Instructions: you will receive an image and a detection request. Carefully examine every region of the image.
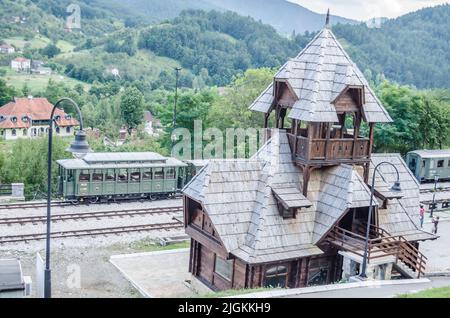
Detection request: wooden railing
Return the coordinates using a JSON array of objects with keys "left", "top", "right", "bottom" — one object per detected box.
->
[
  {"left": 0, "top": 184, "right": 12, "bottom": 197},
  {"left": 326, "top": 225, "right": 427, "bottom": 278},
  {"left": 287, "top": 133, "right": 370, "bottom": 162}
]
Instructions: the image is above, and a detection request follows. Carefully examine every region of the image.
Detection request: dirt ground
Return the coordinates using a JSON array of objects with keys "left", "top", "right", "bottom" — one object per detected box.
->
[{"left": 0, "top": 239, "right": 187, "bottom": 298}]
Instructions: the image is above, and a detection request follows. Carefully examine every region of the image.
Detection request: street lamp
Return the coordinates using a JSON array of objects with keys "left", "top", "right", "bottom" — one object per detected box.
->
[
  {"left": 44, "top": 98, "right": 91, "bottom": 298},
  {"left": 359, "top": 161, "right": 402, "bottom": 279},
  {"left": 430, "top": 175, "right": 439, "bottom": 218},
  {"left": 172, "top": 67, "right": 182, "bottom": 147}
]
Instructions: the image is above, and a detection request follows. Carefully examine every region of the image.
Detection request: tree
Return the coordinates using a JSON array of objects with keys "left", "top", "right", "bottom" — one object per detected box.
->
[
  {"left": 207, "top": 68, "right": 274, "bottom": 131},
  {"left": 40, "top": 43, "right": 61, "bottom": 58},
  {"left": 0, "top": 79, "right": 16, "bottom": 105},
  {"left": 120, "top": 87, "right": 144, "bottom": 134}
]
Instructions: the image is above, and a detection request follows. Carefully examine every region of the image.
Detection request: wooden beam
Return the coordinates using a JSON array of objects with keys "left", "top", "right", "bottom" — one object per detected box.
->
[{"left": 185, "top": 225, "right": 229, "bottom": 259}]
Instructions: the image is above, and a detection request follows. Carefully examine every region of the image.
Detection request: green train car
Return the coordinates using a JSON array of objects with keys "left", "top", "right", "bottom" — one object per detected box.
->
[
  {"left": 406, "top": 149, "right": 450, "bottom": 182},
  {"left": 57, "top": 152, "right": 188, "bottom": 202}
]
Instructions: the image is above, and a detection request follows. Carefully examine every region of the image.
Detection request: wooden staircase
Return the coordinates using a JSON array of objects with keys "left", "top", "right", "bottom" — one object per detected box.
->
[{"left": 326, "top": 225, "right": 427, "bottom": 278}]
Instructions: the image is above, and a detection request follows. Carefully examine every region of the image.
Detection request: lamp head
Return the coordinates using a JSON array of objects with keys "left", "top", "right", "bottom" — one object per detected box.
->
[
  {"left": 66, "top": 130, "right": 92, "bottom": 159},
  {"left": 390, "top": 180, "right": 402, "bottom": 192}
]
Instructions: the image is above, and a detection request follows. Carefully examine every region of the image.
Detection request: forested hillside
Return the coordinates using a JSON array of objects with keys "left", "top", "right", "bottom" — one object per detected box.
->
[{"left": 1, "top": 1, "right": 449, "bottom": 89}]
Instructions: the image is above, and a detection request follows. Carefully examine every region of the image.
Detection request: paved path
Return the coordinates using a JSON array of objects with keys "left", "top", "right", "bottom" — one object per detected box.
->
[
  {"left": 421, "top": 214, "right": 450, "bottom": 273},
  {"left": 287, "top": 277, "right": 450, "bottom": 298}
]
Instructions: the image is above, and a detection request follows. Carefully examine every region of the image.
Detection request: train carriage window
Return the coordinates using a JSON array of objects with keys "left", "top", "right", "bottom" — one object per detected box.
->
[
  {"left": 143, "top": 169, "right": 152, "bottom": 180},
  {"left": 118, "top": 169, "right": 128, "bottom": 183},
  {"left": 448, "top": 160, "right": 450, "bottom": 167},
  {"left": 105, "top": 169, "right": 115, "bottom": 181},
  {"left": 130, "top": 169, "right": 141, "bottom": 183},
  {"left": 154, "top": 168, "right": 164, "bottom": 180},
  {"left": 79, "top": 170, "right": 90, "bottom": 182},
  {"left": 67, "top": 170, "right": 74, "bottom": 182},
  {"left": 92, "top": 170, "right": 104, "bottom": 182},
  {"left": 437, "top": 160, "right": 444, "bottom": 168},
  {"left": 165, "top": 168, "right": 175, "bottom": 179},
  {"left": 422, "top": 160, "right": 426, "bottom": 168}
]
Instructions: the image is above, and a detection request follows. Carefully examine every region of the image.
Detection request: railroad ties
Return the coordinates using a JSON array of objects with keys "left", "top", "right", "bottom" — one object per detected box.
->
[
  {"left": 0, "top": 203, "right": 184, "bottom": 245},
  {"left": 0, "top": 221, "right": 184, "bottom": 244}
]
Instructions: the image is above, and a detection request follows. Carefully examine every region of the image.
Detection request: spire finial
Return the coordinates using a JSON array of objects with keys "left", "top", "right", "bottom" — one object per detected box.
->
[{"left": 325, "top": 9, "right": 330, "bottom": 28}]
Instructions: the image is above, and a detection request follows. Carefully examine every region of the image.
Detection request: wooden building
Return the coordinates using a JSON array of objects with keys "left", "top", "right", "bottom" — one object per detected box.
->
[{"left": 182, "top": 18, "right": 436, "bottom": 291}]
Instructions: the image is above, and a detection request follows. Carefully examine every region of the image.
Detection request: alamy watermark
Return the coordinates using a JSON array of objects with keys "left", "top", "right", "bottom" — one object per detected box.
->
[{"left": 66, "top": 4, "right": 81, "bottom": 29}]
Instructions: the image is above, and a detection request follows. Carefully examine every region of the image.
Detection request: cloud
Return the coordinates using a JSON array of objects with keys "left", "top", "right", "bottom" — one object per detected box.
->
[{"left": 288, "top": 0, "right": 448, "bottom": 20}]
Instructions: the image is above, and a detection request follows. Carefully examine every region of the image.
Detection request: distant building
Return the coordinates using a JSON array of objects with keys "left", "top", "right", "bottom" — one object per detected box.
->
[
  {"left": 10, "top": 57, "right": 31, "bottom": 72},
  {"left": 31, "top": 60, "right": 45, "bottom": 69},
  {"left": 0, "top": 96, "right": 79, "bottom": 140},
  {"left": 31, "top": 66, "right": 52, "bottom": 75},
  {"left": 0, "top": 44, "right": 15, "bottom": 54},
  {"left": 143, "top": 111, "right": 162, "bottom": 136}
]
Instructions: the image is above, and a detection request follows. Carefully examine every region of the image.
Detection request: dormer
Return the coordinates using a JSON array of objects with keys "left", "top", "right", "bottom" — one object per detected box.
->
[{"left": 271, "top": 185, "right": 312, "bottom": 219}]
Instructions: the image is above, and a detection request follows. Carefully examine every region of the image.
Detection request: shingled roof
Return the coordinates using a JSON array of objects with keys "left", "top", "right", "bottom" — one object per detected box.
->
[
  {"left": 370, "top": 154, "right": 435, "bottom": 241},
  {"left": 249, "top": 27, "right": 392, "bottom": 123},
  {"left": 183, "top": 128, "right": 435, "bottom": 264},
  {"left": 0, "top": 97, "right": 79, "bottom": 129}
]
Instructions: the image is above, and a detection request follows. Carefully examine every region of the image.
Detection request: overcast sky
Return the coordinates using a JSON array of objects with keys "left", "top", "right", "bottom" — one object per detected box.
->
[{"left": 288, "top": 0, "right": 448, "bottom": 20}]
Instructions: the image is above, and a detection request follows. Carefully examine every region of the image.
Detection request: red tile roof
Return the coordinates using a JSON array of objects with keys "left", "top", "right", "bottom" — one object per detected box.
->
[
  {"left": 12, "top": 57, "right": 30, "bottom": 62},
  {"left": 0, "top": 97, "right": 79, "bottom": 129}
]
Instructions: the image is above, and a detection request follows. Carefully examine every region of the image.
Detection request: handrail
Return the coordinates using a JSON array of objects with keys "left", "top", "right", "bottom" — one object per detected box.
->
[{"left": 327, "top": 225, "right": 427, "bottom": 278}]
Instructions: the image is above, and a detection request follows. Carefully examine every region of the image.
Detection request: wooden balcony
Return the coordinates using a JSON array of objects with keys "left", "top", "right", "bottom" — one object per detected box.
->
[{"left": 287, "top": 133, "right": 370, "bottom": 165}]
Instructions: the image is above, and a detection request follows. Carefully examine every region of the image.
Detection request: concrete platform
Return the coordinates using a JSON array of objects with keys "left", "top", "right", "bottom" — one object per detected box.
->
[{"left": 110, "top": 248, "right": 210, "bottom": 298}]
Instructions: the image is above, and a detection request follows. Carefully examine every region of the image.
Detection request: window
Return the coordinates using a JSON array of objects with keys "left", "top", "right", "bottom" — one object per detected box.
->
[
  {"left": 92, "top": 170, "right": 103, "bottom": 182},
  {"left": 22, "top": 129, "right": 27, "bottom": 136},
  {"left": 422, "top": 160, "right": 426, "bottom": 168},
  {"left": 67, "top": 170, "right": 74, "bottom": 182},
  {"left": 448, "top": 160, "right": 450, "bottom": 168},
  {"left": 66, "top": 127, "right": 71, "bottom": 133},
  {"left": 437, "top": 160, "right": 444, "bottom": 168},
  {"left": 11, "top": 117, "right": 17, "bottom": 123},
  {"left": 130, "top": 169, "right": 141, "bottom": 183},
  {"left": 143, "top": 169, "right": 152, "bottom": 180},
  {"left": 117, "top": 169, "right": 128, "bottom": 183},
  {"left": 165, "top": 168, "right": 175, "bottom": 179},
  {"left": 12, "top": 129, "right": 16, "bottom": 136},
  {"left": 153, "top": 168, "right": 164, "bottom": 180},
  {"left": 79, "top": 170, "right": 90, "bottom": 182},
  {"left": 214, "top": 256, "right": 233, "bottom": 281},
  {"left": 264, "top": 265, "right": 288, "bottom": 288},
  {"left": 105, "top": 169, "right": 115, "bottom": 181},
  {"left": 56, "top": 127, "right": 60, "bottom": 134}
]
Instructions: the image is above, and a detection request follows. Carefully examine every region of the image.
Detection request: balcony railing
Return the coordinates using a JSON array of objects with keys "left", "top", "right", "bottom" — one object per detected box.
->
[{"left": 287, "top": 133, "right": 370, "bottom": 163}]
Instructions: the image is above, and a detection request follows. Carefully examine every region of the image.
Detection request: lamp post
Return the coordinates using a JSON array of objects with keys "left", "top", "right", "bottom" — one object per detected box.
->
[
  {"left": 430, "top": 175, "right": 439, "bottom": 218},
  {"left": 44, "top": 98, "right": 91, "bottom": 298},
  {"left": 359, "top": 161, "right": 402, "bottom": 279},
  {"left": 172, "top": 67, "right": 182, "bottom": 147}
]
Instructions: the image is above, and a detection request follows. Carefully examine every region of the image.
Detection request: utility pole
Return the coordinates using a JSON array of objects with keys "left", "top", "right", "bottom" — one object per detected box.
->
[{"left": 172, "top": 67, "right": 182, "bottom": 146}]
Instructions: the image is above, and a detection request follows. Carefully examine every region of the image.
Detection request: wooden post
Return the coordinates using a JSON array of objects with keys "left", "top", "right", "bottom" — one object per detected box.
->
[
  {"left": 352, "top": 113, "right": 360, "bottom": 159},
  {"left": 292, "top": 119, "right": 298, "bottom": 160},
  {"left": 324, "top": 122, "right": 331, "bottom": 160}
]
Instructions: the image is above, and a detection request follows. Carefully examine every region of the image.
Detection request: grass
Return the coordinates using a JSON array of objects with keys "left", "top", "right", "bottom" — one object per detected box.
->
[
  {"left": 1, "top": 66, "right": 90, "bottom": 93},
  {"left": 199, "top": 287, "right": 275, "bottom": 298},
  {"left": 4, "top": 35, "right": 51, "bottom": 50},
  {"left": 397, "top": 285, "right": 450, "bottom": 298},
  {"left": 128, "top": 238, "right": 190, "bottom": 252}
]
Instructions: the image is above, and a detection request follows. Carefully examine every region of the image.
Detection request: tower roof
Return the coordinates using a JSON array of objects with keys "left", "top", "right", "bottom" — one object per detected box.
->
[{"left": 250, "top": 27, "right": 393, "bottom": 123}]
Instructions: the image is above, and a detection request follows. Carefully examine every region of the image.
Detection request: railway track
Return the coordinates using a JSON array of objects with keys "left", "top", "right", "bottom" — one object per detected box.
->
[
  {"left": 0, "top": 220, "right": 184, "bottom": 244},
  {"left": 0, "top": 206, "right": 183, "bottom": 226},
  {"left": 0, "top": 201, "right": 70, "bottom": 210}
]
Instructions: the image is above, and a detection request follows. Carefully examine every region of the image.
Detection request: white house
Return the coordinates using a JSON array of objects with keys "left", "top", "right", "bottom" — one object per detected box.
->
[
  {"left": 0, "top": 44, "right": 15, "bottom": 54},
  {"left": 10, "top": 57, "right": 31, "bottom": 72},
  {"left": 0, "top": 96, "right": 79, "bottom": 140}
]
